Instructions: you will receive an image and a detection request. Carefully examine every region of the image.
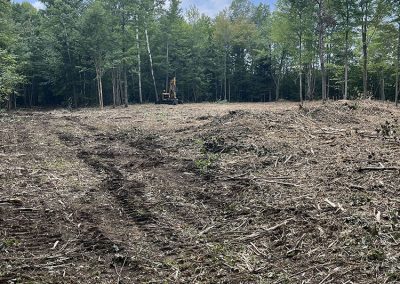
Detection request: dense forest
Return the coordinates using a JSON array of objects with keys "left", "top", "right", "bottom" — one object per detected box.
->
[{"left": 0, "top": 0, "right": 399, "bottom": 109}]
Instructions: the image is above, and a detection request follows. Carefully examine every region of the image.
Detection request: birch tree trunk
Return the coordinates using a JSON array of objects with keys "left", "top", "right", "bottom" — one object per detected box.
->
[
  {"left": 273, "top": 51, "right": 285, "bottom": 101},
  {"left": 62, "top": 25, "right": 77, "bottom": 109},
  {"left": 136, "top": 15, "right": 143, "bottom": 104},
  {"left": 99, "top": 75, "right": 104, "bottom": 109},
  {"left": 95, "top": 64, "right": 104, "bottom": 109},
  {"left": 145, "top": 26, "right": 158, "bottom": 102}
]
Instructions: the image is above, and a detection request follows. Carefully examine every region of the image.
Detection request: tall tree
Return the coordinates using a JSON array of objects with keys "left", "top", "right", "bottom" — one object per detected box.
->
[
  {"left": 0, "top": 0, "right": 24, "bottom": 109},
  {"left": 269, "top": 10, "right": 292, "bottom": 100},
  {"left": 359, "top": 0, "right": 387, "bottom": 98},
  {"left": 332, "top": 0, "right": 358, "bottom": 100},
  {"left": 214, "top": 11, "right": 232, "bottom": 101},
  {"left": 80, "top": 0, "right": 112, "bottom": 109},
  {"left": 41, "top": 0, "right": 83, "bottom": 108},
  {"left": 316, "top": 0, "right": 327, "bottom": 101},
  {"left": 135, "top": 14, "right": 143, "bottom": 104},
  {"left": 394, "top": 0, "right": 400, "bottom": 106},
  {"left": 280, "top": 0, "right": 314, "bottom": 104}
]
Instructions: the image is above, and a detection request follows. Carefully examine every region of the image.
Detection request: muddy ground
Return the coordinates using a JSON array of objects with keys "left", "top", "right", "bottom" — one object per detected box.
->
[{"left": 1, "top": 101, "right": 400, "bottom": 283}]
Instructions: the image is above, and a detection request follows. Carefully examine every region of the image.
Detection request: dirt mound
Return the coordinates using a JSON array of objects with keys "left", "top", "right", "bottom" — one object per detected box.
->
[{"left": 301, "top": 101, "right": 361, "bottom": 124}]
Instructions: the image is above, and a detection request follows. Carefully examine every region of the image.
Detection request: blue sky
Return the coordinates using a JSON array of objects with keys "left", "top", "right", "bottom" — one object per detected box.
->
[
  {"left": 180, "top": 0, "right": 276, "bottom": 16},
  {"left": 15, "top": 0, "right": 276, "bottom": 17}
]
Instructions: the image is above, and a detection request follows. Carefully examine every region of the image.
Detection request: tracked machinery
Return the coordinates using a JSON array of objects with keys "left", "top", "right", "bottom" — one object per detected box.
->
[{"left": 156, "top": 77, "right": 183, "bottom": 105}]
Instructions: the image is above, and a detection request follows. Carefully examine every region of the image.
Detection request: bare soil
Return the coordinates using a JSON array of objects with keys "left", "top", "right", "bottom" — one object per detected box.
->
[{"left": 1, "top": 101, "right": 400, "bottom": 283}]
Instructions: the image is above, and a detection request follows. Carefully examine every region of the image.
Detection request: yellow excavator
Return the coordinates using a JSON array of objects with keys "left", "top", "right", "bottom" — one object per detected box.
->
[{"left": 157, "top": 77, "right": 182, "bottom": 105}]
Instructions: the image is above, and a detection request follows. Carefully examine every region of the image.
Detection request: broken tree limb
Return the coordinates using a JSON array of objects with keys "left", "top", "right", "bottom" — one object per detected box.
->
[
  {"left": 239, "top": 219, "right": 293, "bottom": 241},
  {"left": 256, "top": 179, "right": 301, "bottom": 188},
  {"left": 0, "top": 199, "right": 23, "bottom": 206},
  {"left": 358, "top": 166, "right": 400, "bottom": 172}
]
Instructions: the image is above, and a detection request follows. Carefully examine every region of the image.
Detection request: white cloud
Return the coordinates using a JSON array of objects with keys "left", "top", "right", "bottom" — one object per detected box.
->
[{"left": 32, "top": 0, "right": 45, "bottom": 10}]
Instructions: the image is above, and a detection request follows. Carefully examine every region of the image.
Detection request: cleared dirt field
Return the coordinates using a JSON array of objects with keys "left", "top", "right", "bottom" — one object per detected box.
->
[{"left": 1, "top": 101, "right": 400, "bottom": 283}]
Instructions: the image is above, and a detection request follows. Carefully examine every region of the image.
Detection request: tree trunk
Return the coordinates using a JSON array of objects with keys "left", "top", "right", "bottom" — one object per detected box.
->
[
  {"left": 317, "top": 0, "right": 327, "bottom": 102},
  {"left": 299, "top": 32, "right": 303, "bottom": 105},
  {"left": 327, "top": 43, "right": 330, "bottom": 100},
  {"left": 79, "top": 69, "right": 83, "bottom": 106},
  {"left": 228, "top": 79, "right": 231, "bottom": 102},
  {"left": 344, "top": 29, "right": 349, "bottom": 100},
  {"left": 362, "top": 2, "right": 368, "bottom": 98},
  {"left": 23, "top": 86, "right": 27, "bottom": 108},
  {"left": 118, "top": 69, "right": 123, "bottom": 105},
  {"left": 381, "top": 78, "right": 385, "bottom": 101},
  {"left": 116, "top": 69, "right": 121, "bottom": 106},
  {"left": 121, "top": 10, "right": 128, "bottom": 108},
  {"left": 396, "top": 22, "right": 400, "bottom": 106},
  {"left": 83, "top": 71, "right": 86, "bottom": 101},
  {"left": 220, "top": 80, "right": 223, "bottom": 100},
  {"left": 112, "top": 68, "right": 117, "bottom": 107},
  {"left": 131, "top": 72, "right": 136, "bottom": 103},
  {"left": 136, "top": 15, "right": 143, "bottom": 104},
  {"left": 298, "top": 10, "right": 303, "bottom": 105},
  {"left": 215, "top": 80, "right": 218, "bottom": 101},
  {"left": 29, "top": 77, "right": 34, "bottom": 108},
  {"left": 275, "top": 78, "right": 280, "bottom": 101},
  {"left": 72, "top": 84, "right": 77, "bottom": 108},
  {"left": 7, "top": 94, "right": 11, "bottom": 111},
  {"left": 166, "top": 40, "right": 169, "bottom": 92},
  {"left": 224, "top": 50, "right": 227, "bottom": 101},
  {"left": 145, "top": 27, "right": 158, "bottom": 102},
  {"left": 306, "top": 63, "right": 312, "bottom": 100},
  {"left": 63, "top": 26, "right": 77, "bottom": 109},
  {"left": 273, "top": 51, "right": 285, "bottom": 102},
  {"left": 99, "top": 76, "right": 104, "bottom": 109},
  {"left": 96, "top": 65, "right": 104, "bottom": 109},
  {"left": 344, "top": 0, "right": 350, "bottom": 100},
  {"left": 123, "top": 67, "right": 128, "bottom": 107}
]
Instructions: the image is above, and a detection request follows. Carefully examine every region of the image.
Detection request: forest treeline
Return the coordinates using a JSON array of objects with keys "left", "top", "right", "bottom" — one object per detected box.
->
[{"left": 0, "top": 0, "right": 399, "bottom": 109}]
